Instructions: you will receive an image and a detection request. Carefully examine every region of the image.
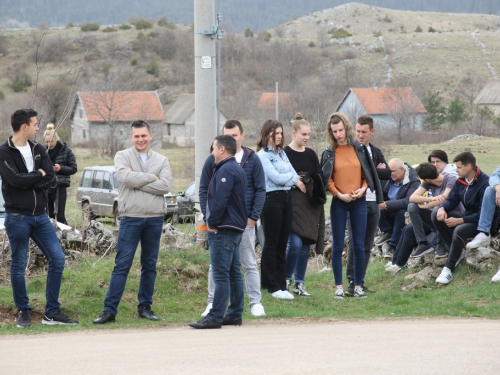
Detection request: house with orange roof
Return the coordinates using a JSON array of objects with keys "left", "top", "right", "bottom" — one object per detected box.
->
[
  {"left": 257, "top": 93, "right": 298, "bottom": 111},
  {"left": 70, "top": 91, "right": 166, "bottom": 147},
  {"left": 474, "top": 79, "right": 500, "bottom": 115},
  {"left": 336, "top": 87, "right": 426, "bottom": 133},
  {"left": 164, "top": 93, "right": 227, "bottom": 147}
]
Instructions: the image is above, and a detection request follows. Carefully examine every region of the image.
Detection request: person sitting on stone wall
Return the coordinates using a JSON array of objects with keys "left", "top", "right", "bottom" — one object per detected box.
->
[{"left": 466, "top": 164, "right": 500, "bottom": 282}]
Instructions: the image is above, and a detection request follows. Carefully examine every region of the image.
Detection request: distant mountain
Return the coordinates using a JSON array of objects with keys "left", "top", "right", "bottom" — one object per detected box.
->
[{"left": 1, "top": 0, "right": 500, "bottom": 32}]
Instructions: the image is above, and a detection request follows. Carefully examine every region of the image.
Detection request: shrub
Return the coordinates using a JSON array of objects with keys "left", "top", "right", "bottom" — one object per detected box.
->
[
  {"left": 11, "top": 74, "right": 32, "bottom": 92},
  {"left": 133, "top": 19, "right": 153, "bottom": 30},
  {"left": 119, "top": 24, "right": 131, "bottom": 30},
  {"left": 383, "top": 14, "right": 392, "bottom": 23},
  {"left": 373, "top": 31, "right": 382, "bottom": 37},
  {"left": 146, "top": 58, "right": 159, "bottom": 75},
  {"left": 331, "top": 28, "right": 352, "bottom": 39},
  {"left": 158, "top": 17, "right": 176, "bottom": 29},
  {"left": 81, "top": 22, "right": 100, "bottom": 32},
  {"left": 102, "top": 26, "right": 117, "bottom": 33},
  {"left": 146, "top": 80, "right": 160, "bottom": 90},
  {"left": 428, "top": 26, "right": 437, "bottom": 33},
  {"left": 66, "top": 22, "right": 74, "bottom": 28},
  {"left": 244, "top": 28, "right": 254, "bottom": 38},
  {"left": 415, "top": 25, "right": 423, "bottom": 32},
  {"left": 0, "top": 90, "right": 4, "bottom": 100},
  {"left": 373, "top": 47, "right": 384, "bottom": 53},
  {"left": 257, "top": 31, "right": 271, "bottom": 42},
  {"left": 131, "top": 59, "right": 137, "bottom": 66},
  {"left": 308, "top": 41, "right": 316, "bottom": 48}
]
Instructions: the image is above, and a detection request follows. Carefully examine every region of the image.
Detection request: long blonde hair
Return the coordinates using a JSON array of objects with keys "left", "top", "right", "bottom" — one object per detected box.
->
[{"left": 326, "top": 112, "right": 355, "bottom": 149}]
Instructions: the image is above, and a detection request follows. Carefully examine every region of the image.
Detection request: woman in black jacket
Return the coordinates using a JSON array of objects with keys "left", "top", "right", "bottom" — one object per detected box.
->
[
  {"left": 44, "top": 124, "right": 78, "bottom": 224},
  {"left": 284, "top": 113, "right": 325, "bottom": 297}
]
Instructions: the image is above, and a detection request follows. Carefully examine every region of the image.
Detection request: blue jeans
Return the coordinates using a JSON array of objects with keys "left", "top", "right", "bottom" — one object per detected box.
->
[
  {"left": 5, "top": 213, "right": 66, "bottom": 315},
  {"left": 104, "top": 216, "right": 163, "bottom": 315},
  {"left": 206, "top": 229, "right": 244, "bottom": 323},
  {"left": 285, "top": 232, "right": 310, "bottom": 284},
  {"left": 478, "top": 187, "right": 497, "bottom": 233},
  {"left": 378, "top": 208, "right": 407, "bottom": 249},
  {"left": 330, "top": 197, "right": 367, "bottom": 286}
]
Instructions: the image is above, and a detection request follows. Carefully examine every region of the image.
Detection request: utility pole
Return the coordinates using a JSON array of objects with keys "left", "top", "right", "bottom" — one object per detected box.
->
[{"left": 194, "top": 0, "right": 217, "bottom": 203}]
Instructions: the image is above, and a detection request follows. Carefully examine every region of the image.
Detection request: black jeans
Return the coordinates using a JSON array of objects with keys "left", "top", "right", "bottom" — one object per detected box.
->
[
  {"left": 431, "top": 209, "right": 477, "bottom": 272},
  {"left": 346, "top": 201, "right": 380, "bottom": 284},
  {"left": 260, "top": 190, "right": 293, "bottom": 293},
  {"left": 47, "top": 186, "right": 68, "bottom": 225},
  {"left": 378, "top": 208, "right": 407, "bottom": 249},
  {"left": 392, "top": 223, "right": 435, "bottom": 267}
]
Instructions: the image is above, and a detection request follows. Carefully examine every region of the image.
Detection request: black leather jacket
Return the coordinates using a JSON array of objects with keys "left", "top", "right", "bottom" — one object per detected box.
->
[{"left": 320, "top": 142, "right": 384, "bottom": 203}]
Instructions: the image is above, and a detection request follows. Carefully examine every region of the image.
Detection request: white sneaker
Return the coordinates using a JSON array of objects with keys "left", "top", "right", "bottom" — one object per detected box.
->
[
  {"left": 250, "top": 303, "right": 266, "bottom": 317},
  {"left": 436, "top": 267, "right": 453, "bottom": 284},
  {"left": 281, "top": 290, "right": 295, "bottom": 299},
  {"left": 201, "top": 303, "right": 212, "bottom": 317},
  {"left": 466, "top": 232, "right": 491, "bottom": 249},
  {"left": 271, "top": 290, "right": 286, "bottom": 299},
  {"left": 334, "top": 288, "right": 345, "bottom": 299},
  {"left": 492, "top": 269, "right": 500, "bottom": 283},
  {"left": 384, "top": 261, "right": 394, "bottom": 268},
  {"left": 387, "top": 265, "right": 401, "bottom": 274}
]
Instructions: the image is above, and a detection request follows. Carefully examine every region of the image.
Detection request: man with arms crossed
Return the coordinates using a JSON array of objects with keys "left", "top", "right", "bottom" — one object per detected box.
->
[
  {"left": 94, "top": 120, "right": 172, "bottom": 324},
  {"left": 0, "top": 109, "right": 78, "bottom": 328},
  {"left": 190, "top": 135, "right": 247, "bottom": 329},
  {"left": 199, "top": 120, "right": 266, "bottom": 317},
  {"left": 345, "top": 115, "right": 390, "bottom": 296}
]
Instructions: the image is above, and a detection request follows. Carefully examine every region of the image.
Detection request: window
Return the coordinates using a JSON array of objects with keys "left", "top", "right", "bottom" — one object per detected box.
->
[
  {"left": 102, "top": 172, "right": 112, "bottom": 190},
  {"left": 119, "top": 129, "right": 123, "bottom": 136},
  {"left": 80, "top": 170, "right": 92, "bottom": 187},
  {"left": 113, "top": 173, "right": 119, "bottom": 189},
  {"left": 91, "top": 171, "right": 104, "bottom": 188},
  {"left": 79, "top": 109, "right": 83, "bottom": 118},
  {"left": 83, "top": 129, "right": 86, "bottom": 139}
]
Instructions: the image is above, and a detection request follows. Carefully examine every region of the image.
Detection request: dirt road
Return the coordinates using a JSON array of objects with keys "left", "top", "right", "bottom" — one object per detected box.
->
[{"left": 1, "top": 318, "right": 499, "bottom": 374}]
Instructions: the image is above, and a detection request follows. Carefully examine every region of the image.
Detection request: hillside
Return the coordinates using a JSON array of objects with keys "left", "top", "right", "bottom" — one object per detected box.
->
[
  {"left": 1, "top": 0, "right": 500, "bottom": 33},
  {"left": 0, "top": 3, "right": 499, "bottom": 143}
]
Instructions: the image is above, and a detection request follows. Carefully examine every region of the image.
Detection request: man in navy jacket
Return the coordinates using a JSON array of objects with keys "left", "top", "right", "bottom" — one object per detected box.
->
[
  {"left": 432, "top": 152, "right": 489, "bottom": 284},
  {"left": 0, "top": 109, "right": 78, "bottom": 328},
  {"left": 199, "top": 120, "right": 266, "bottom": 317},
  {"left": 189, "top": 135, "right": 247, "bottom": 329}
]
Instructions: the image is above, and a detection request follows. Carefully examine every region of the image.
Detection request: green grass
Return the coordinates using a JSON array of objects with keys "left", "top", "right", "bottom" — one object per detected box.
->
[{"left": 1, "top": 244, "right": 499, "bottom": 334}]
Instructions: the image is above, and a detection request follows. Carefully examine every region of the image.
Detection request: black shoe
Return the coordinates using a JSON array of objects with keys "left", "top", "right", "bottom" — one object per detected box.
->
[
  {"left": 93, "top": 310, "right": 116, "bottom": 324},
  {"left": 345, "top": 282, "right": 354, "bottom": 297},
  {"left": 434, "top": 244, "right": 449, "bottom": 258},
  {"left": 222, "top": 316, "right": 242, "bottom": 326},
  {"left": 189, "top": 317, "right": 222, "bottom": 329},
  {"left": 17, "top": 310, "right": 31, "bottom": 328},
  {"left": 42, "top": 311, "right": 79, "bottom": 325},
  {"left": 411, "top": 243, "right": 434, "bottom": 258},
  {"left": 375, "top": 232, "right": 391, "bottom": 246},
  {"left": 138, "top": 308, "right": 159, "bottom": 321},
  {"left": 362, "top": 284, "right": 376, "bottom": 293}
]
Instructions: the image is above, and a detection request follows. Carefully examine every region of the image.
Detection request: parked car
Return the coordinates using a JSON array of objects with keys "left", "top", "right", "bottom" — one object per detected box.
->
[
  {"left": 76, "top": 166, "right": 120, "bottom": 226},
  {"left": 76, "top": 166, "right": 175, "bottom": 226},
  {"left": 176, "top": 181, "right": 196, "bottom": 223}
]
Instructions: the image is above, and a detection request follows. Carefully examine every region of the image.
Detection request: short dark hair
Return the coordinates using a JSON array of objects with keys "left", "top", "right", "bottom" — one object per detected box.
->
[
  {"left": 415, "top": 162, "right": 439, "bottom": 180},
  {"left": 453, "top": 152, "right": 476, "bottom": 168},
  {"left": 357, "top": 115, "right": 374, "bottom": 129},
  {"left": 223, "top": 119, "right": 243, "bottom": 134},
  {"left": 215, "top": 135, "right": 237, "bottom": 156},
  {"left": 11, "top": 109, "right": 37, "bottom": 132},
  {"left": 131, "top": 120, "right": 151, "bottom": 132},
  {"left": 428, "top": 150, "right": 449, "bottom": 164}
]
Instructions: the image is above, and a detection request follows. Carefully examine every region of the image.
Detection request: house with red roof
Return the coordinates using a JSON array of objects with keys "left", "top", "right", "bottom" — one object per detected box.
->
[
  {"left": 70, "top": 91, "right": 166, "bottom": 147},
  {"left": 336, "top": 87, "right": 426, "bottom": 132}
]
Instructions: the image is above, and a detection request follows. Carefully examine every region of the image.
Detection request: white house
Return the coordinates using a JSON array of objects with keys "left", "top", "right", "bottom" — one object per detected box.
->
[
  {"left": 164, "top": 93, "right": 227, "bottom": 147},
  {"left": 336, "top": 87, "right": 426, "bottom": 132},
  {"left": 71, "top": 91, "right": 166, "bottom": 147},
  {"left": 474, "top": 79, "right": 500, "bottom": 115}
]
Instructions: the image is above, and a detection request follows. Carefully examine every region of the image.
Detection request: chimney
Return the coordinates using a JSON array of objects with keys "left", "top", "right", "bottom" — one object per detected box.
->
[{"left": 373, "top": 83, "right": 378, "bottom": 92}]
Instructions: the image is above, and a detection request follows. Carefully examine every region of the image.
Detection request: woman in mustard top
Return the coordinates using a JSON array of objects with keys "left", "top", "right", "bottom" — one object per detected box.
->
[{"left": 320, "top": 113, "right": 382, "bottom": 299}]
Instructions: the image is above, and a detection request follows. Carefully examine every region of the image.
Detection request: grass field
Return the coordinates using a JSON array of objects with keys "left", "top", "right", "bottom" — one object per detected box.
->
[{"left": 1, "top": 137, "right": 500, "bottom": 333}]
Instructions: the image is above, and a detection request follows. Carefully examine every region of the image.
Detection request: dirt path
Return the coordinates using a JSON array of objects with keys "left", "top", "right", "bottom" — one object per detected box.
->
[{"left": 1, "top": 318, "right": 499, "bottom": 374}]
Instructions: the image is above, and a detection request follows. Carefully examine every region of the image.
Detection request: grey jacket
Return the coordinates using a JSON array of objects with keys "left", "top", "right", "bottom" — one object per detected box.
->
[{"left": 115, "top": 147, "right": 172, "bottom": 218}]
